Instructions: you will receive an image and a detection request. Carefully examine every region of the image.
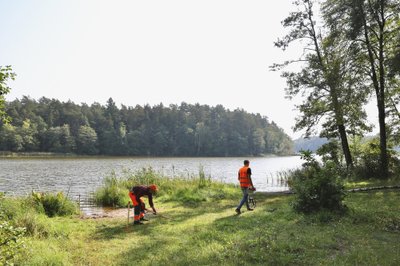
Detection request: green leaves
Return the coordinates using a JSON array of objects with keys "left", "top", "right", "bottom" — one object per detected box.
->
[{"left": 0, "top": 65, "right": 15, "bottom": 124}]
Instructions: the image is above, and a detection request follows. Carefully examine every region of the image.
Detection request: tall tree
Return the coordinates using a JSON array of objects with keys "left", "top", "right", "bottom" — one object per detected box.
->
[
  {"left": 273, "top": 0, "right": 370, "bottom": 168},
  {"left": 323, "top": 0, "right": 400, "bottom": 178},
  {"left": 76, "top": 125, "right": 98, "bottom": 155}
]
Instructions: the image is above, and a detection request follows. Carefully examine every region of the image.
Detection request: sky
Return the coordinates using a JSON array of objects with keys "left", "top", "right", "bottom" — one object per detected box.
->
[{"left": 0, "top": 0, "right": 362, "bottom": 139}]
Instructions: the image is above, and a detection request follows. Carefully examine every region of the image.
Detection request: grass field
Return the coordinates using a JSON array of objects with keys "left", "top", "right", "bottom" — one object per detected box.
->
[{"left": 14, "top": 188, "right": 400, "bottom": 265}]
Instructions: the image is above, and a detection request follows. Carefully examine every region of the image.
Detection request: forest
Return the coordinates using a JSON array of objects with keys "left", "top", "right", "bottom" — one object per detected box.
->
[{"left": 0, "top": 96, "right": 293, "bottom": 156}]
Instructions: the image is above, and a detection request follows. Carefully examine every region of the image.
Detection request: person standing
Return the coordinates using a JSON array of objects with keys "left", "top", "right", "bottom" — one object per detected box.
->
[
  {"left": 235, "top": 160, "right": 255, "bottom": 214},
  {"left": 129, "top": 184, "right": 158, "bottom": 225}
]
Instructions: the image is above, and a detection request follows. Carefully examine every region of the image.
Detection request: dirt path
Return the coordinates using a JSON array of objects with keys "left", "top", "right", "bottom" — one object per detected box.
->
[{"left": 80, "top": 207, "right": 129, "bottom": 219}]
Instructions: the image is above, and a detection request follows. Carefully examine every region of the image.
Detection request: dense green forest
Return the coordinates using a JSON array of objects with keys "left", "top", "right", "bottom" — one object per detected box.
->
[{"left": 0, "top": 96, "right": 293, "bottom": 156}]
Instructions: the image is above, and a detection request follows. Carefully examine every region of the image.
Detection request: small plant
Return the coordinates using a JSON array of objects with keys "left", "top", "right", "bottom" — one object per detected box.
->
[
  {"left": 198, "top": 164, "right": 211, "bottom": 188},
  {"left": 288, "top": 150, "right": 347, "bottom": 214}
]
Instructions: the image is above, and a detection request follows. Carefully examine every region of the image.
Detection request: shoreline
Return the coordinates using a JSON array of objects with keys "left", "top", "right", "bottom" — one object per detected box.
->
[{"left": 0, "top": 151, "right": 298, "bottom": 159}]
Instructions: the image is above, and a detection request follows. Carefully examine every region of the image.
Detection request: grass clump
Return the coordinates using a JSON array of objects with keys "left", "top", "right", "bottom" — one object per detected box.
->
[
  {"left": 94, "top": 172, "right": 129, "bottom": 207},
  {"left": 30, "top": 191, "right": 79, "bottom": 217}
]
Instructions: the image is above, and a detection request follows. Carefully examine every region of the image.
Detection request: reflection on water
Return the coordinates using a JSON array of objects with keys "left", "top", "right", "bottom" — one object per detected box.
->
[{"left": 0, "top": 156, "right": 302, "bottom": 213}]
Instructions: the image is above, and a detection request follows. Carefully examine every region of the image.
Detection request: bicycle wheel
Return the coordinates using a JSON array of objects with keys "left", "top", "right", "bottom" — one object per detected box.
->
[{"left": 248, "top": 196, "right": 256, "bottom": 209}]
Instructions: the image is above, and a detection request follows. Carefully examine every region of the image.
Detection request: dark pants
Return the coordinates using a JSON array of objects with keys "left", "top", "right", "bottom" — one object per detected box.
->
[
  {"left": 237, "top": 187, "right": 250, "bottom": 210},
  {"left": 129, "top": 192, "right": 145, "bottom": 221}
]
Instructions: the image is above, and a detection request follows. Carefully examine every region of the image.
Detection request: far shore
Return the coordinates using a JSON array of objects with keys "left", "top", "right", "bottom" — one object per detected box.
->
[{"left": 0, "top": 151, "right": 298, "bottom": 159}]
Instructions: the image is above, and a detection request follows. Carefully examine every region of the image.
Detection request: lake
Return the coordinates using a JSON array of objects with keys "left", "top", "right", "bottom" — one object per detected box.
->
[{"left": 0, "top": 156, "right": 303, "bottom": 209}]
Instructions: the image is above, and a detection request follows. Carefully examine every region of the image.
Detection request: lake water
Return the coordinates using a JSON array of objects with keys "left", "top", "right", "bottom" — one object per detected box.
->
[{"left": 0, "top": 156, "right": 303, "bottom": 209}]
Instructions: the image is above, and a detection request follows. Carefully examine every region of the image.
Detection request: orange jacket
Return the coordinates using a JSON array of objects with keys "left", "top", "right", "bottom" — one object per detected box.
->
[{"left": 238, "top": 166, "right": 251, "bottom": 188}]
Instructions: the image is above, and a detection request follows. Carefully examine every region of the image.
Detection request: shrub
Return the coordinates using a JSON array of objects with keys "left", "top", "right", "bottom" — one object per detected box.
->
[
  {"left": 288, "top": 151, "right": 347, "bottom": 213},
  {"left": 0, "top": 217, "right": 26, "bottom": 265},
  {"left": 350, "top": 137, "right": 400, "bottom": 179},
  {"left": 316, "top": 140, "right": 342, "bottom": 166},
  {"left": 30, "top": 191, "right": 78, "bottom": 217}
]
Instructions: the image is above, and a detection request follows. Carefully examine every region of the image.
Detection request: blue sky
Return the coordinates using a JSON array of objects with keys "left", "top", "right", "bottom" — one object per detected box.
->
[{"left": 1, "top": 1, "right": 343, "bottom": 138}]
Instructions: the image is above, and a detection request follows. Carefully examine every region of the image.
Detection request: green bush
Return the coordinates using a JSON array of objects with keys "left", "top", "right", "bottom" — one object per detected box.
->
[
  {"left": 350, "top": 137, "right": 400, "bottom": 179},
  {"left": 0, "top": 217, "right": 26, "bottom": 265},
  {"left": 317, "top": 140, "right": 342, "bottom": 166},
  {"left": 30, "top": 191, "right": 78, "bottom": 217},
  {"left": 288, "top": 151, "right": 347, "bottom": 213},
  {"left": 352, "top": 138, "right": 381, "bottom": 179}
]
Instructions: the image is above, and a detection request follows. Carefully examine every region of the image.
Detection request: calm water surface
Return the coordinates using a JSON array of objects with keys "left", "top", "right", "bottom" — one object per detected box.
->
[{"left": 0, "top": 156, "right": 302, "bottom": 210}]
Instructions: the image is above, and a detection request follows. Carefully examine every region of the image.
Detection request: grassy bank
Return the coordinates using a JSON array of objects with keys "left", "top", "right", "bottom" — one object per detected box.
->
[
  {"left": 2, "top": 186, "right": 400, "bottom": 265},
  {"left": 93, "top": 167, "right": 240, "bottom": 207}
]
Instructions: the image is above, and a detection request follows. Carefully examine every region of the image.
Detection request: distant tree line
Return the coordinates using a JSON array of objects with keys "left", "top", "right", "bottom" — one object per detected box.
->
[{"left": 0, "top": 97, "right": 293, "bottom": 156}]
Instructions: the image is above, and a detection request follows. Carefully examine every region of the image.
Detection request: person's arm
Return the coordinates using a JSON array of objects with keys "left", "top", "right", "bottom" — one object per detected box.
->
[
  {"left": 248, "top": 168, "right": 255, "bottom": 189},
  {"left": 148, "top": 193, "right": 157, "bottom": 214}
]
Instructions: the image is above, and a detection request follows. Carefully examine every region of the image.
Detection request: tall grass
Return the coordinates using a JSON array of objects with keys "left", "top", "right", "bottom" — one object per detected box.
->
[{"left": 94, "top": 167, "right": 239, "bottom": 207}]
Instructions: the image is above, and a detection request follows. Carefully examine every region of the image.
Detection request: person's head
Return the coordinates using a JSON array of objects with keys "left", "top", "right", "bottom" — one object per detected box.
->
[
  {"left": 244, "top": 160, "right": 250, "bottom": 166},
  {"left": 149, "top": 184, "right": 158, "bottom": 193}
]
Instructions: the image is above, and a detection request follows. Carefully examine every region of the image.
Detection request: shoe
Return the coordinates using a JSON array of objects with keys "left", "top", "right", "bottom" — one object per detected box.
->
[
  {"left": 140, "top": 217, "right": 149, "bottom": 221},
  {"left": 247, "top": 208, "right": 254, "bottom": 211},
  {"left": 133, "top": 221, "right": 144, "bottom": 225},
  {"left": 235, "top": 208, "right": 241, "bottom": 215}
]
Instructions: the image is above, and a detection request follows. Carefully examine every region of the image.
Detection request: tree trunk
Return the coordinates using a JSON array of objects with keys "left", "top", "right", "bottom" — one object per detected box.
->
[
  {"left": 377, "top": 0, "right": 389, "bottom": 178},
  {"left": 378, "top": 91, "right": 389, "bottom": 178},
  {"left": 359, "top": 0, "right": 389, "bottom": 178},
  {"left": 338, "top": 124, "right": 353, "bottom": 168},
  {"left": 330, "top": 79, "right": 353, "bottom": 168}
]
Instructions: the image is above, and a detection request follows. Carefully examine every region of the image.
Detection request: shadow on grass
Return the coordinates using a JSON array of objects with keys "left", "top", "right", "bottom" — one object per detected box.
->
[
  {"left": 96, "top": 190, "right": 400, "bottom": 265},
  {"left": 107, "top": 194, "right": 292, "bottom": 265},
  {"left": 92, "top": 198, "right": 239, "bottom": 241},
  {"left": 93, "top": 221, "right": 157, "bottom": 240}
]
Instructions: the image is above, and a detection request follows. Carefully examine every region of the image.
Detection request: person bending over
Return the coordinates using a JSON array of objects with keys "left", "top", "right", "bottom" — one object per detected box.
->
[{"left": 129, "top": 184, "right": 158, "bottom": 225}]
